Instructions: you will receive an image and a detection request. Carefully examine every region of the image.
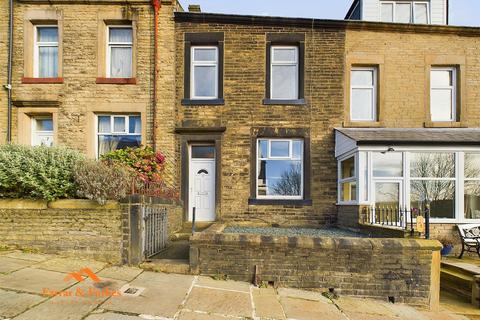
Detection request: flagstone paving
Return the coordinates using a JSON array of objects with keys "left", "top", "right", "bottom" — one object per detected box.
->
[{"left": 0, "top": 251, "right": 478, "bottom": 320}]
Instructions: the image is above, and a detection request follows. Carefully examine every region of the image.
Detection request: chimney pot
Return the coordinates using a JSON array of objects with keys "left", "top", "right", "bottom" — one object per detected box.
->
[{"left": 188, "top": 4, "right": 201, "bottom": 13}]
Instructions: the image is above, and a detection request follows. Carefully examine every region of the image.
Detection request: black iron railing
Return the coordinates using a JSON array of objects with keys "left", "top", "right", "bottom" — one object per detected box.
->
[{"left": 364, "top": 206, "right": 430, "bottom": 239}]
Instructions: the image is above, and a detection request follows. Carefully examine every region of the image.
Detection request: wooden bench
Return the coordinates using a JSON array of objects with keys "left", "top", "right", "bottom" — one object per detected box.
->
[{"left": 458, "top": 224, "right": 480, "bottom": 259}]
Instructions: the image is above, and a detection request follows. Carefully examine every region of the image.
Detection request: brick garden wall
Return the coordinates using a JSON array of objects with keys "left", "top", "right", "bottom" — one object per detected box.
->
[
  {"left": 0, "top": 197, "right": 183, "bottom": 264},
  {"left": 0, "top": 200, "right": 126, "bottom": 263},
  {"left": 190, "top": 224, "right": 442, "bottom": 307}
]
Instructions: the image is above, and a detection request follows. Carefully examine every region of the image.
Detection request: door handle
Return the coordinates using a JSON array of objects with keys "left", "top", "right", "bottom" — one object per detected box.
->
[{"left": 197, "top": 192, "right": 208, "bottom": 195}]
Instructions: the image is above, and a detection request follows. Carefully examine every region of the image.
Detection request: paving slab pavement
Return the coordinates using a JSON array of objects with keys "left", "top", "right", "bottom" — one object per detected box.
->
[
  {"left": 184, "top": 286, "right": 253, "bottom": 318},
  {"left": 103, "top": 271, "right": 194, "bottom": 318},
  {"left": 252, "top": 287, "right": 286, "bottom": 319},
  {"left": 34, "top": 257, "right": 107, "bottom": 274},
  {"left": 0, "top": 267, "right": 74, "bottom": 294},
  {"left": 0, "top": 256, "right": 37, "bottom": 273},
  {"left": 0, "top": 253, "right": 476, "bottom": 320},
  {"left": 0, "top": 288, "right": 45, "bottom": 318},
  {"left": 280, "top": 296, "right": 347, "bottom": 320},
  {"left": 96, "top": 266, "right": 143, "bottom": 282},
  {"left": 5, "top": 251, "right": 52, "bottom": 262}
]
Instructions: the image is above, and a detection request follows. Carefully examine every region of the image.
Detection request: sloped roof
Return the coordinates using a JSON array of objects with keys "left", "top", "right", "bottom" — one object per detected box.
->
[{"left": 335, "top": 128, "right": 480, "bottom": 145}]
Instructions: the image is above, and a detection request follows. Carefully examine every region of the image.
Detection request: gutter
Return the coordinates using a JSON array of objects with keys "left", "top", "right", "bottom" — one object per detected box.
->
[
  {"left": 151, "top": 0, "right": 161, "bottom": 151},
  {"left": 6, "top": 0, "right": 13, "bottom": 143}
]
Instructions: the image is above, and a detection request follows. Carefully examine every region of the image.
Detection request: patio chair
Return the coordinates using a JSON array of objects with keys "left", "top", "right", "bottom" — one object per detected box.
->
[{"left": 457, "top": 224, "right": 480, "bottom": 259}]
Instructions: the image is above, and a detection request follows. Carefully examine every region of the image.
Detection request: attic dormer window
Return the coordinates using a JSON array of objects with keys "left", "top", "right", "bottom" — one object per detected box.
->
[{"left": 381, "top": 1, "right": 430, "bottom": 24}]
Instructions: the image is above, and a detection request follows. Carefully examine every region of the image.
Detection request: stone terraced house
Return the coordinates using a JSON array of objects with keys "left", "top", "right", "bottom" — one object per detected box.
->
[{"left": 2, "top": 0, "right": 480, "bottom": 243}]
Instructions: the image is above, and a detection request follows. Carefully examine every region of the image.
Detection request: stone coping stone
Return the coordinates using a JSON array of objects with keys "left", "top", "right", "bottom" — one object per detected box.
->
[
  {"left": 0, "top": 199, "right": 120, "bottom": 210},
  {"left": 191, "top": 223, "right": 442, "bottom": 251}
]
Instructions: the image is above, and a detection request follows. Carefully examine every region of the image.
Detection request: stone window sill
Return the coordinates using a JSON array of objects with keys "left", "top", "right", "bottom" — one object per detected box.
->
[
  {"left": 248, "top": 198, "right": 312, "bottom": 206},
  {"left": 262, "top": 98, "right": 306, "bottom": 106},
  {"left": 96, "top": 78, "right": 137, "bottom": 85},
  {"left": 22, "top": 77, "right": 64, "bottom": 84},
  {"left": 181, "top": 99, "right": 225, "bottom": 106},
  {"left": 343, "top": 121, "right": 383, "bottom": 128},
  {"left": 424, "top": 121, "right": 466, "bottom": 128}
]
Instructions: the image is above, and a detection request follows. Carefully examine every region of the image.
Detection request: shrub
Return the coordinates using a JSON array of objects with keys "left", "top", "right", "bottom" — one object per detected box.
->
[
  {"left": 0, "top": 145, "right": 84, "bottom": 200},
  {"left": 101, "top": 146, "right": 166, "bottom": 182},
  {"left": 74, "top": 160, "right": 131, "bottom": 205}
]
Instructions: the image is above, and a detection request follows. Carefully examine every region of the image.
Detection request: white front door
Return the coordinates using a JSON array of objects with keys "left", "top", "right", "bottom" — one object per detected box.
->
[{"left": 189, "top": 146, "right": 216, "bottom": 222}]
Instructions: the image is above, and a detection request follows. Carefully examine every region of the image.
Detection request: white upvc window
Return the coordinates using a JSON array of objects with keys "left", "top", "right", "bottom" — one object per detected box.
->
[
  {"left": 257, "top": 138, "right": 304, "bottom": 199},
  {"left": 34, "top": 26, "right": 58, "bottom": 78},
  {"left": 31, "top": 116, "right": 54, "bottom": 147},
  {"left": 430, "top": 67, "right": 457, "bottom": 122},
  {"left": 191, "top": 46, "right": 218, "bottom": 100},
  {"left": 96, "top": 114, "right": 141, "bottom": 158},
  {"left": 270, "top": 46, "right": 299, "bottom": 100},
  {"left": 107, "top": 26, "right": 133, "bottom": 78},
  {"left": 381, "top": 1, "right": 430, "bottom": 24},
  {"left": 464, "top": 153, "right": 480, "bottom": 220},
  {"left": 338, "top": 155, "right": 357, "bottom": 204},
  {"left": 350, "top": 67, "right": 377, "bottom": 122},
  {"left": 338, "top": 148, "right": 480, "bottom": 223}
]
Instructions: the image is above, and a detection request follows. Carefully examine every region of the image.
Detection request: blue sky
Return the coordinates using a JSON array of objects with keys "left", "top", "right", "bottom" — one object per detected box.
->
[{"left": 178, "top": 0, "right": 480, "bottom": 27}]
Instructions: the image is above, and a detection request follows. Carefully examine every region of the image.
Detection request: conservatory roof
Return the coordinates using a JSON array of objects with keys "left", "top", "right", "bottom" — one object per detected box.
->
[{"left": 336, "top": 128, "right": 480, "bottom": 145}]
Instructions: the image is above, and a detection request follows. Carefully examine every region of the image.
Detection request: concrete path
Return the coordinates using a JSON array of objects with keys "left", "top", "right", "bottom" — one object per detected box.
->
[{"left": 0, "top": 250, "right": 474, "bottom": 320}]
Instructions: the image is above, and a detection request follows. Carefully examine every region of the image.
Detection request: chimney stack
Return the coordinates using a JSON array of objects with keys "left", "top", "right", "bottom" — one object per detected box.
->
[{"left": 188, "top": 4, "right": 201, "bottom": 13}]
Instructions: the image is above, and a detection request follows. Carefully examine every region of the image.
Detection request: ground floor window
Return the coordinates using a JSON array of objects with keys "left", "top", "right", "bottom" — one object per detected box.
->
[
  {"left": 337, "top": 149, "right": 480, "bottom": 222},
  {"left": 257, "top": 138, "right": 303, "bottom": 199},
  {"left": 96, "top": 114, "right": 141, "bottom": 157},
  {"left": 31, "top": 116, "right": 54, "bottom": 147}
]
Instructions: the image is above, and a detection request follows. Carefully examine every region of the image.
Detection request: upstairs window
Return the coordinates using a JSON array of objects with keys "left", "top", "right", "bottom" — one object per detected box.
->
[
  {"left": 270, "top": 46, "right": 299, "bottom": 100},
  {"left": 381, "top": 1, "right": 430, "bottom": 24},
  {"left": 107, "top": 26, "right": 133, "bottom": 78},
  {"left": 430, "top": 67, "right": 457, "bottom": 122},
  {"left": 350, "top": 67, "right": 377, "bottom": 122},
  {"left": 191, "top": 46, "right": 218, "bottom": 100},
  {"left": 34, "top": 26, "right": 58, "bottom": 78}
]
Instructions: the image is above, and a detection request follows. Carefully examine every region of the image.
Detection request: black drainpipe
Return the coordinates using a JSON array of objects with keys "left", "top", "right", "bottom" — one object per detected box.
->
[{"left": 6, "top": 0, "right": 13, "bottom": 143}]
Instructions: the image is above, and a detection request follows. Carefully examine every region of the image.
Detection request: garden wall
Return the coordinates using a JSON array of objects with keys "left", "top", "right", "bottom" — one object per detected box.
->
[
  {"left": 0, "top": 199, "right": 126, "bottom": 263},
  {"left": 0, "top": 197, "right": 183, "bottom": 264},
  {"left": 190, "top": 224, "right": 442, "bottom": 309}
]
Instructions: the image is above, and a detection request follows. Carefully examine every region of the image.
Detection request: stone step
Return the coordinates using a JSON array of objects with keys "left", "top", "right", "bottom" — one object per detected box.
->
[
  {"left": 440, "top": 268, "right": 472, "bottom": 302},
  {"left": 140, "top": 259, "right": 190, "bottom": 275}
]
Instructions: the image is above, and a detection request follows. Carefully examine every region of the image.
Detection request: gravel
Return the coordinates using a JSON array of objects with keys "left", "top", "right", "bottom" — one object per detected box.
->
[{"left": 223, "top": 226, "right": 365, "bottom": 238}]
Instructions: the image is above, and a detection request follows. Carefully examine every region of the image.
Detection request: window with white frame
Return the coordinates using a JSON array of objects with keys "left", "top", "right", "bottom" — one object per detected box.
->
[
  {"left": 107, "top": 26, "right": 133, "bottom": 78},
  {"left": 350, "top": 67, "right": 377, "bottom": 122},
  {"left": 34, "top": 26, "right": 58, "bottom": 78},
  {"left": 191, "top": 46, "right": 218, "bottom": 99},
  {"left": 465, "top": 154, "right": 480, "bottom": 219},
  {"left": 257, "top": 139, "right": 303, "bottom": 199},
  {"left": 270, "top": 46, "right": 299, "bottom": 100},
  {"left": 31, "top": 116, "right": 54, "bottom": 147},
  {"left": 96, "top": 115, "right": 141, "bottom": 157},
  {"left": 380, "top": 1, "right": 430, "bottom": 24},
  {"left": 339, "top": 156, "right": 357, "bottom": 202},
  {"left": 338, "top": 149, "right": 480, "bottom": 222},
  {"left": 430, "top": 67, "right": 457, "bottom": 122}
]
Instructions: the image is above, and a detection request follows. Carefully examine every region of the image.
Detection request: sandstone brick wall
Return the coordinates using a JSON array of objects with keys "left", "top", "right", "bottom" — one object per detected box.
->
[
  {"left": 345, "top": 28, "right": 480, "bottom": 127},
  {"left": 190, "top": 224, "right": 442, "bottom": 307},
  {"left": 0, "top": 0, "right": 9, "bottom": 143},
  {"left": 0, "top": 200, "right": 126, "bottom": 263},
  {"left": 175, "top": 20, "right": 346, "bottom": 227},
  {"left": 5, "top": 0, "right": 178, "bottom": 176}
]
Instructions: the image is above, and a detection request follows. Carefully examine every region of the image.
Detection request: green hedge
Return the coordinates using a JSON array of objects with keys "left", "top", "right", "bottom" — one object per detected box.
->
[{"left": 0, "top": 145, "right": 85, "bottom": 201}]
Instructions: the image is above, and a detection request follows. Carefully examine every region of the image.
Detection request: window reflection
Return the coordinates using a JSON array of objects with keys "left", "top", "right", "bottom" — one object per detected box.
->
[
  {"left": 372, "top": 152, "right": 402, "bottom": 177},
  {"left": 410, "top": 180, "right": 455, "bottom": 218}
]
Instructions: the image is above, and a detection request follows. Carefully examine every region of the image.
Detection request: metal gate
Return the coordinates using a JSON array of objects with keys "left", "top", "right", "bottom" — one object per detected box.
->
[{"left": 142, "top": 206, "right": 168, "bottom": 258}]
